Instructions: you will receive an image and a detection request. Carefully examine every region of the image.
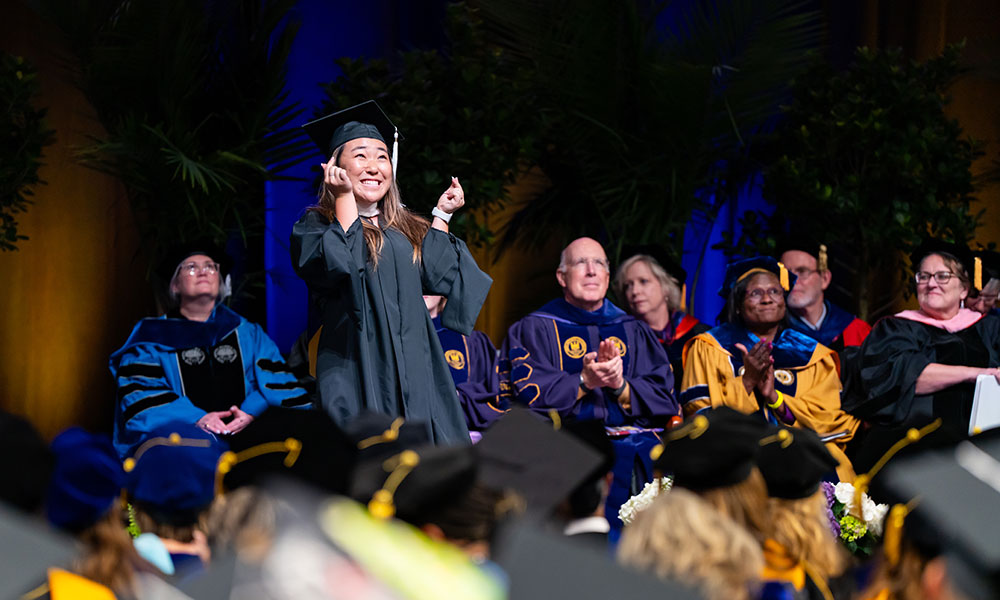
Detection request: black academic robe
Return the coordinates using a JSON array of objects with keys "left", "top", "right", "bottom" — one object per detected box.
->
[
  {"left": 844, "top": 314, "right": 1000, "bottom": 472},
  {"left": 290, "top": 212, "right": 492, "bottom": 444}
]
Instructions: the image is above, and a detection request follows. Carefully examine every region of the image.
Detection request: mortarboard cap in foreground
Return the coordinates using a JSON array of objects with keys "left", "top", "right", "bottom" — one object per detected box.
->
[
  {"left": 0, "top": 410, "right": 53, "bottom": 513},
  {"left": 302, "top": 100, "right": 402, "bottom": 161},
  {"left": 475, "top": 407, "right": 604, "bottom": 515},
  {"left": 0, "top": 502, "right": 79, "bottom": 598},
  {"left": 719, "top": 256, "right": 796, "bottom": 298},
  {"left": 222, "top": 407, "right": 354, "bottom": 495},
  {"left": 349, "top": 443, "right": 479, "bottom": 524},
  {"left": 342, "top": 412, "right": 433, "bottom": 466},
  {"left": 873, "top": 431, "right": 1000, "bottom": 599},
  {"left": 45, "top": 427, "right": 124, "bottom": 533},
  {"left": 125, "top": 424, "right": 228, "bottom": 526},
  {"left": 758, "top": 425, "right": 839, "bottom": 499},
  {"left": 652, "top": 407, "right": 767, "bottom": 492}
]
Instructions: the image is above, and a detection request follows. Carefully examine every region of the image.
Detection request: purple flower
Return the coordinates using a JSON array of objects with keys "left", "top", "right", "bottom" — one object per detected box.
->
[{"left": 821, "top": 481, "right": 840, "bottom": 537}]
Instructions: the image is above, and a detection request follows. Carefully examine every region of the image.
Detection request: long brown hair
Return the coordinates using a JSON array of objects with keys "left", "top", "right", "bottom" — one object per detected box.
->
[
  {"left": 75, "top": 510, "right": 148, "bottom": 595},
  {"left": 308, "top": 144, "right": 430, "bottom": 269}
]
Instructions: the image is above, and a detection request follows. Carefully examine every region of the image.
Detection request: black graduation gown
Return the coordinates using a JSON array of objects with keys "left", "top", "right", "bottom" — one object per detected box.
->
[
  {"left": 290, "top": 211, "right": 492, "bottom": 444},
  {"left": 844, "top": 314, "right": 1000, "bottom": 471}
]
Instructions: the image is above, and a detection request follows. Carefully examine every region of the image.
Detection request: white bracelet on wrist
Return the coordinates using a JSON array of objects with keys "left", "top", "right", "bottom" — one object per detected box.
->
[{"left": 431, "top": 207, "right": 452, "bottom": 223}]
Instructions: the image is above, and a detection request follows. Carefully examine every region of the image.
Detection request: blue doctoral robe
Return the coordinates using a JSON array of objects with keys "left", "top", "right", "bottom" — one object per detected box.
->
[
  {"left": 502, "top": 298, "right": 678, "bottom": 541},
  {"left": 433, "top": 316, "right": 509, "bottom": 431},
  {"left": 786, "top": 300, "right": 869, "bottom": 349},
  {"left": 109, "top": 305, "right": 310, "bottom": 458}
]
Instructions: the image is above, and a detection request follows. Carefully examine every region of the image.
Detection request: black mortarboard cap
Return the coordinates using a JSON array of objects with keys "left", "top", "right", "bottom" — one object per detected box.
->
[
  {"left": 0, "top": 410, "right": 53, "bottom": 513},
  {"left": 758, "top": 425, "right": 839, "bottom": 499},
  {"left": 302, "top": 100, "right": 402, "bottom": 158},
  {"left": 718, "top": 256, "right": 796, "bottom": 298},
  {"left": 342, "top": 412, "right": 432, "bottom": 466},
  {"left": 124, "top": 423, "right": 228, "bottom": 526},
  {"left": 155, "top": 237, "right": 233, "bottom": 283},
  {"left": 349, "top": 443, "right": 479, "bottom": 524},
  {"left": 493, "top": 518, "right": 703, "bottom": 600},
  {"left": 909, "top": 239, "right": 975, "bottom": 286},
  {"left": 652, "top": 407, "right": 767, "bottom": 491},
  {"left": 873, "top": 431, "right": 1000, "bottom": 599},
  {"left": 222, "top": 408, "right": 354, "bottom": 495},
  {"left": 475, "top": 406, "right": 604, "bottom": 515},
  {"left": 620, "top": 244, "right": 687, "bottom": 284}
]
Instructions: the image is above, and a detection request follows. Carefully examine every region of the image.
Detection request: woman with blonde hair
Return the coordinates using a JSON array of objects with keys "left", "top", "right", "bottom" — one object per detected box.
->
[
  {"left": 292, "top": 101, "right": 491, "bottom": 444},
  {"left": 613, "top": 247, "right": 709, "bottom": 394},
  {"left": 652, "top": 406, "right": 771, "bottom": 540},
  {"left": 618, "top": 487, "right": 763, "bottom": 600},
  {"left": 757, "top": 426, "right": 849, "bottom": 600}
]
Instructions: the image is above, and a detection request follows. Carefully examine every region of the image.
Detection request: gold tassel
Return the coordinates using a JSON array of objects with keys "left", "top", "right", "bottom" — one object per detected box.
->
[
  {"left": 680, "top": 283, "right": 688, "bottom": 314},
  {"left": 778, "top": 262, "right": 790, "bottom": 291},
  {"left": 975, "top": 257, "right": 983, "bottom": 291},
  {"left": 368, "top": 450, "right": 420, "bottom": 520},
  {"left": 883, "top": 504, "right": 909, "bottom": 567},
  {"left": 818, "top": 244, "right": 828, "bottom": 273},
  {"left": 760, "top": 428, "right": 793, "bottom": 449}
]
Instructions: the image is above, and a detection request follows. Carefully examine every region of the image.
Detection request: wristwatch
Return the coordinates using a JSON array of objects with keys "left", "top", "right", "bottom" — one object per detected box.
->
[
  {"left": 431, "top": 207, "right": 452, "bottom": 223},
  {"left": 579, "top": 373, "right": 590, "bottom": 393}
]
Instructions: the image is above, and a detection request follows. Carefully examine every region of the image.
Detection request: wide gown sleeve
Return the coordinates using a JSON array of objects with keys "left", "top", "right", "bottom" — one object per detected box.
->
[
  {"left": 421, "top": 228, "right": 492, "bottom": 336},
  {"left": 289, "top": 212, "right": 366, "bottom": 291},
  {"left": 622, "top": 323, "right": 679, "bottom": 418},
  {"left": 241, "top": 323, "right": 313, "bottom": 417},
  {"left": 851, "top": 318, "right": 933, "bottom": 422},
  {"left": 457, "top": 331, "right": 509, "bottom": 430},
  {"left": 502, "top": 319, "right": 583, "bottom": 418},
  {"left": 680, "top": 335, "right": 758, "bottom": 417},
  {"left": 113, "top": 345, "right": 205, "bottom": 457}
]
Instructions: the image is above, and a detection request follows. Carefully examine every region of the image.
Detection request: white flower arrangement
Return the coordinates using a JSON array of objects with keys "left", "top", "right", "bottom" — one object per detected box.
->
[
  {"left": 832, "top": 481, "right": 890, "bottom": 538},
  {"left": 618, "top": 476, "right": 673, "bottom": 526}
]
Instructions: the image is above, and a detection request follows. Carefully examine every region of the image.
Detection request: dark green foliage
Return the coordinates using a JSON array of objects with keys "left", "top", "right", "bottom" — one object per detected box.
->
[
  {"left": 0, "top": 53, "right": 56, "bottom": 251},
  {"left": 320, "top": 4, "right": 538, "bottom": 246},
  {"left": 469, "top": 0, "right": 824, "bottom": 265},
  {"left": 36, "top": 0, "right": 312, "bottom": 296},
  {"left": 761, "top": 45, "right": 982, "bottom": 319}
]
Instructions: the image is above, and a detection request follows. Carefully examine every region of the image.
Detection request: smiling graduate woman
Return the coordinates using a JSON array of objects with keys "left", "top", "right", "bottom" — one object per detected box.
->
[{"left": 290, "top": 101, "right": 491, "bottom": 444}]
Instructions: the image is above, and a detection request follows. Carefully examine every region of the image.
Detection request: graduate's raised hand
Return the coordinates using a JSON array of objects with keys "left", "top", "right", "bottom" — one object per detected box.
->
[
  {"left": 322, "top": 161, "right": 353, "bottom": 196},
  {"left": 196, "top": 410, "right": 232, "bottom": 435},
  {"left": 436, "top": 177, "right": 465, "bottom": 214}
]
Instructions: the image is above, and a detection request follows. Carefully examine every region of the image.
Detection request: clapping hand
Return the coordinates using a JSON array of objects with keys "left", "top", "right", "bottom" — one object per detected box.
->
[
  {"left": 735, "top": 339, "right": 774, "bottom": 398},
  {"left": 581, "top": 339, "right": 625, "bottom": 391}
]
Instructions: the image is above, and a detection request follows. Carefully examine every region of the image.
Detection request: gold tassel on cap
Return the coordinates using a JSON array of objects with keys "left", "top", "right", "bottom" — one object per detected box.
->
[
  {"left": 650, "top": 414, "right": 710, "bottom": 461},
  {"left": 368, "top": 450, "right": 420, "bottom": 520},
  {"left": 852, "top": 419, "right": 941, "bottom": 515},
  {"left": 357, "top": 417, "right": 406, "bottom": 450},
  {"left": 760, "top": 428, "right": 793, "bottom": 449},
  {"left": 680, "top": 282, "right": 688, "bottom": 314},
  {"left": 975, "top": 257, "right": 983, "bottom": 291},
  {"left": 883, "top": 503, "right": 912, "bottom": 567},
  {"left": 777, "top": 262, "right": 790, "bottom": 291},
  {"left": 818, "top": 244, "right": 828, "bottom": 273}
]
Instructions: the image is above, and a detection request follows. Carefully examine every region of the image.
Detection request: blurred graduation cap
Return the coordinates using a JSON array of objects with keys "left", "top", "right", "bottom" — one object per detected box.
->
[
  {"left": 302, "top": 100, "right": 403, "bottom": 174},
  {"left": 222, "top": 408, "right": 354, "bottom": 494},
  {"left": 475, "top": 407, "right": 604, "bottom": 515},
  {"left": 0, "top": 410, "right": 53, "bottom": 513},
  {"left": 493, "top": 518, "right": 703, "bottom": 599},
  {"left": 343, "top": 412, "right": 433, "bottom": 467},
  {"left": 758, "top": 426, "right": 839, "bottom": 500},
  {"left": 45, "top": 427, "right": 124, "bottom": 533},
  {"left": 0, "top": 502, "right": 79, "bottom": 599},
  {"left": 652, "top": 407, "right": 767, "bottom": 492},
  {"left": 718, "top": 256, "right": 796, "bottom": 298},
  {"left": 125, "top": 424, "right": 228, "bottom": 526},
  {"left": 873, "top": 430, "right": 1000, "bottom": 599},
  {"left": 349, "top": 443, "right": 479, "bottom": 523}
]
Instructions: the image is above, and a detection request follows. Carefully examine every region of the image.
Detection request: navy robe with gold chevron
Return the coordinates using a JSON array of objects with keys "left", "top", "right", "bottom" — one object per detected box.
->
[
  {"left": 502, "top": 298, "right": 678, "bottom": 426},
  {"left": 433, "top": 316, "right": 509, "bottom": 431}
]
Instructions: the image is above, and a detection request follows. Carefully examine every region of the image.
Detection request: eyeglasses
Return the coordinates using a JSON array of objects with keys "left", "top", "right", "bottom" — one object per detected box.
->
[
  {"left": 790, "top": 267, "right": 819, "bottom": 279},
  {"left": 914, "top": 271, "right": 957, "bottom": 285},
  {"left": 746, "top": 287, "right": 784, "bottom": 301},
  {"left": 567, "top": 257, "right": 610, "bottom": 271},
  {"left": 178, "top": 261, "right": 221, "bottom": 277}
]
